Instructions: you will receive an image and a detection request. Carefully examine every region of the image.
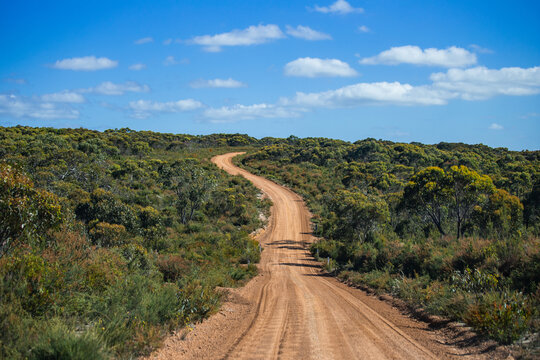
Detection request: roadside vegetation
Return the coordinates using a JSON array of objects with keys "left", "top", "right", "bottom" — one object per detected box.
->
[
  {"left": 0, "top": 126, "right": 268, "bottom": 359},
  {"left": 2, "top": 127, "right": 538, "bottom": 358},
  {"left": 240, "top": 136, "right": 539, "bottom": 349}
]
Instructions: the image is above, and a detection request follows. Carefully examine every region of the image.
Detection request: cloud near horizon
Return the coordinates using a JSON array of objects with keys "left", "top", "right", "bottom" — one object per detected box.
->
[
  {"left": 360, "top": 46, "right": 477, "bottom": 68},
  {"left": 203, "top": 103, "right": 303, "bottom": 122},
  {"left": 191, "top": 24, "right": 285, "bottom": 52},
  {"left": 0, "top": 94, "right": 80, "bottom": 119},
  {"left": 51, "top": 56, "right": 118, "bottom": 71},
  {"left": 431, "top": 66, "right": 540, "bottom": 99},
  {"left": 285, "top": 57, "right": 358, "bottom": 78},
  {"left": 129, "top": 99, "right": 203, "bottom": 118},
  {"left": 41, "top": 91, "right": 85, "bottom": 103},
  {"left": 212, "top": 65, "right": 540, "bottom": 121}
]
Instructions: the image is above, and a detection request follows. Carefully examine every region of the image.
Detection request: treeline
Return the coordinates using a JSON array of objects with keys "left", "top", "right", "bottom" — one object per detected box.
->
[
  {"left": 0, "top": 126, "right": 269, "bottom": 359},
  {"left": 240, "top": 137, "right": 539, "bottom": 346}
]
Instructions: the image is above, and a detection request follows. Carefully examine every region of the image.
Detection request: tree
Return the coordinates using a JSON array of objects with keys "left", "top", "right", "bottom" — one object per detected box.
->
[
  {"left": 327, "top": 190, "right": 389, "bottom": 242},
  {"left": 473, "top": 189, "right": 523, "bottom": 238},
  {"left": 0, "top": 164, "right": 63, "bottom": 257},
  {"left": 449, "top": 165, "right": 495, "bottom": 238},
  {"left": 401, "top": 167, "right": 450, "bottom": 236},
  {"left": 173, "top": 161, "right": 216, "bottom": 224}
]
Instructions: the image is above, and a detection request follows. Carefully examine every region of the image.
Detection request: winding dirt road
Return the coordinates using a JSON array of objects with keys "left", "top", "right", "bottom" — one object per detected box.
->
[{"left": 148, "top": 152, "right": 501, "bottom": 360}]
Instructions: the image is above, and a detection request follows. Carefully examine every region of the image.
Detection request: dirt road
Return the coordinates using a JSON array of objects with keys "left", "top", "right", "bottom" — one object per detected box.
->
[{"left": 148, "top": 152, "right": 499, "bottom": 360}]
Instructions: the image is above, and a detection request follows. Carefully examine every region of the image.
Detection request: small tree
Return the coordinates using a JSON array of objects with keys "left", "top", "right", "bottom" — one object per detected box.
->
[
  {"left": 0, "top": 164, "right": 63, "bottom": 257},
  {"left": 449, "top": 165, "right": 494, "bottom": 238},
  {"left": 328, "top": 190, "right": 389, "bottom": 242},
  {"left": 173, "top": 162, "right": 216, "bottom": 224},
  {"left": 401, "top": 166, "right": 450, "bottom": 236}
]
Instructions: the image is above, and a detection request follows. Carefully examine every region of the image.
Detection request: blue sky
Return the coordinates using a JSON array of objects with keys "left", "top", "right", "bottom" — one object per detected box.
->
[{"left": 1, "top": 0, "right": 539, "bottom": 150}]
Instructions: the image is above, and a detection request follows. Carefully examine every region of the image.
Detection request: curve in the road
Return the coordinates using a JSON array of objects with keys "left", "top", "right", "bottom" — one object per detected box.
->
[{"left": 212, "top": 152, "right": 437, "bottom": 360}]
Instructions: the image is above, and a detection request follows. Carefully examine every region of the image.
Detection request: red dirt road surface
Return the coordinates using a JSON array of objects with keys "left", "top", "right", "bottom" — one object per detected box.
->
[{"left": 147, "top": 152, "right": 503, "bottom": 360}]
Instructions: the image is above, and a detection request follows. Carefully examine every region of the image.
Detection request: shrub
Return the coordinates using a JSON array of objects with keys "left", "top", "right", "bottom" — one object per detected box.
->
[
  {"left": 0, "top": 251, "right": 63, "bottom": 315},
  {"left": 89, "top": 222, "right": 128, "bottom": 247},
  {"left": 157, "top": 254, "right": 189, "bottom": 282},
  {"left": 31, "top": 321, "right": 109, "bottom": 360},
  {"left": 464, "top": 291, "right": 533, "bottom": 344}
]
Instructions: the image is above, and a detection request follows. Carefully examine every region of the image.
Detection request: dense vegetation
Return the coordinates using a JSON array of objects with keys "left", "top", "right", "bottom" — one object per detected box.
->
[
  {"left": 1, "top": 127, "right": 538, "bottom": 357},
  {"left": 0, "top": 126, "right": 268, "bottom": 359},
  {"left": 240, "top": 136, "right": 539, "bottom": 347}
]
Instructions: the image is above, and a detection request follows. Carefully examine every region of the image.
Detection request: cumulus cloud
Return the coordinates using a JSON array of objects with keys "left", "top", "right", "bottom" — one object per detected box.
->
[
  {"left": 430, "top": 66, "right": 540, "bottom": 100},
  {"left": 134, "top": 37, "right": 154, "bottom": 45},
  {"left": 51, "top": 56, "right": 118, "bottom": 71},
  {"left": 281, "top": 65, "right": 540, "bottom": 109},
  {"left": 282, "top": 82, "right": 449, "bottom": 107},
  {"left": 286, "top": 25, "right": 331, "bottom": 40},
  {"left": 41, "top": 91, "right": 85, "bottom": 103},
  {"left": 313, "top": 0, "right": 364, "bottom": 14},
  {"left": 191, "top": 64, "right": 540, "bottom": 122},
  {"left": 84, "top": 81, "right": 150, "bottom": 96},
  {"left": 129, "top": 99, "right": 203, "bottom": 118},
  {"left": 190, "top": 78, "right": 247, "bottom": 88},
  {"left": 191, "top": 24, "right": 285, "bottom": 52},
  {"left": 203, "top": 103, "right": 302, "bottom": 122},
  {"left": 284, "top": 57, "right": 358, "bottom": 78},
  {"left": 129, "top": 63, "right": 146, "bottom": 71},
  {"left": 358, "top": 25, "right": 370, "bottom": 33},
  {"left": 360, "top": 46, "right": 477, "bottom": 67},
  {"left": 0, "top": 94, "right": 79, "bottom": 119}
]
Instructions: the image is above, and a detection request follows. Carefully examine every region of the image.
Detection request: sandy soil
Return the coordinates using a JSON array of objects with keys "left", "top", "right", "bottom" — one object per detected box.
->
[{"left": 147, "top": 152, "right": 509, "bottom": 360}]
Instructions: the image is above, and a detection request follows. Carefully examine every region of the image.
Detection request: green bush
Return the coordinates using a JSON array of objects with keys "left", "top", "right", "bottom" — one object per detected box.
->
[
  {"left": 31, "top": 321, "right": 109, "bottom": 360},
  {"left": 464, "top": 291, "right": 533, "bottom": 344}
]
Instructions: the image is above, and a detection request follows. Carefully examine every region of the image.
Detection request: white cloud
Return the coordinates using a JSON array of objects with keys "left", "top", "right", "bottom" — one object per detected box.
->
[
  {"left": 469, "top": 44, "right": 494, "bottom": 54},
  {"left": 129, "top": 99, "right": 203, "bottom": 118},
  {"left": 286, "top": 25, "right": 331, "bottom": 40},
  {"left": 129, "top": 63, "right": 146, "bottom": 71},
  {"left": 163, "top": 38, "right": 173, "bottom": 45},
  {"left": 360, "top": 46, "right": 477, "bottom": 67},
  {"left": 51, "top": 56, "right": 118, "bottom": 71},
  {"left": 430, "top": 66, "right": 540, "bottom": 100},
  {"left": 203, "top": 103, "right": 302, "bottom": 122},
  {"left": 190, "top": 78, "right": 247, "bottom": 89},
  {"left": 41, "top": 91, "right": 85, "bottom": 103},
  {"left": 284, "top": 57, "right": 358, "bottom": 78},
  {"left": 0, "top": 94, "right": 79, "bottom": 119},
  {"left": 313, "top": 0, "right": 364, "bottom": 14},
  {"left": 163, "top": 56, "right": 178, "bottom": 65},
  {"left": 281, "top": 65, "right": 540, "bottom": 109},
  {"left": 191, "top": 24, "right": 285, "bottom": 52},
  {"left": 196, "top": 64, "right": 540, "bottom": 121},
  {"left": 134, "top": 37, "right": 154, "bottom": 45},
  {"left": 489, "top": 123, "right": 504, "bottom": 130},
  {"left": 283, "top": 81, "right": 449, "bottom": 107},
  {"left": 358, "top": 25, "right": 370, "bottom": 33},
  {"left": 84, "top": 81, "right": 150, "bottom": 96}
]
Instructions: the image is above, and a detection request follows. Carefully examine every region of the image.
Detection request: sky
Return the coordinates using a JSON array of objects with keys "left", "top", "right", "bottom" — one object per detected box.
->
[{"left": 1, "top": 0, "right": 539, "bottom": 150}]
